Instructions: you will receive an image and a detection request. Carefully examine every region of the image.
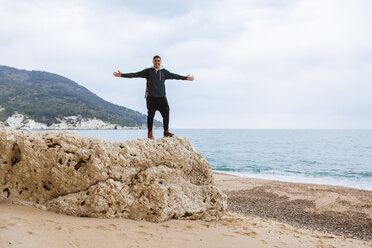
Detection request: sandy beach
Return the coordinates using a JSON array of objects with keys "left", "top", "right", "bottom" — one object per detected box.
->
[{"left": 1, "top": 172, "right": 371, "bottom": 248}]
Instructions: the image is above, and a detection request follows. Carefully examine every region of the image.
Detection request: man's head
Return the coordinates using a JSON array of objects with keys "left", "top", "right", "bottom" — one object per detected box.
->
[{"left": 153, "top": 55, "right": 161, "bottom": 69}]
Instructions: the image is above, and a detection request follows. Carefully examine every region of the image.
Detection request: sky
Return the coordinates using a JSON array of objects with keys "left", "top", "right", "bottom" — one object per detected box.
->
[{"left": 1, "top": 0, "right": 371, "bottom": 129}]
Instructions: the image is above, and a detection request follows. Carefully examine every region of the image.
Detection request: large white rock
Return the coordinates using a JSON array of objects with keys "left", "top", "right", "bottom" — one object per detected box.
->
[
  {"left": 1, "top": 113, "right": 138, "bottom": 130},
  {"left": 0, "top": 128, "right": 226, "bottom": 222}
]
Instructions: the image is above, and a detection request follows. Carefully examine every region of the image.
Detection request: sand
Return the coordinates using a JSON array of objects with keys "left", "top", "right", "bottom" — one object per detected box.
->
[
  {"left": 216, "top": 172, "right": 372, "bottom": 240},
  {"left": 1, "top": 172, "right": 371, "bottom": 248}
]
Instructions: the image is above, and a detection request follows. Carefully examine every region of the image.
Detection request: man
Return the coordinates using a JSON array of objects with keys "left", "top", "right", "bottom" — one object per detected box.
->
[{"left": 113, "top": 55, "right": 194, "bottom": 139}]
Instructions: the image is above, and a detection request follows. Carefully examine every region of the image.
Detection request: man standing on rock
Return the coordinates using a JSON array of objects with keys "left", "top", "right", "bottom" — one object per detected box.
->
[{"left": 113, "top": 55, "right": 194, "bottom": 139}]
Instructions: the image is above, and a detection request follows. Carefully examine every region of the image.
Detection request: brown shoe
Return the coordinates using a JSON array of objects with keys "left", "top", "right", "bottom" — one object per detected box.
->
[{"left": 163, "top": 130, "right": 174, "bottom": 137}]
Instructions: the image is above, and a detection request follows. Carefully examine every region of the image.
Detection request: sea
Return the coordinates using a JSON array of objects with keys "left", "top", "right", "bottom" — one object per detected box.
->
[{"left": 39, "top": 129, "right": 372, "bottom": 191}]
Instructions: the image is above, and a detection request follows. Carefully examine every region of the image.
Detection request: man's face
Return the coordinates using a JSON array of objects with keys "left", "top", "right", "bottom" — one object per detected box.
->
[{"left": 153, "top": 58, "right": 161, "bottom": 69}]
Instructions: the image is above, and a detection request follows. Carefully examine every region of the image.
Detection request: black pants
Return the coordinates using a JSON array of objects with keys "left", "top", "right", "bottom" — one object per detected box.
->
[{"left": 146, "top": 96, "right": 170, "bottom": 131}]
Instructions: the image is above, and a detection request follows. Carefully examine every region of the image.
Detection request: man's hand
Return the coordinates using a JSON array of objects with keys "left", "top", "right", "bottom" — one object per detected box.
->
[
  {"left": 186, "top": 74, "right": 194, "bottom": 81},
  {"left": 113, "top": 70, "right": 122, "bottom": 77}
]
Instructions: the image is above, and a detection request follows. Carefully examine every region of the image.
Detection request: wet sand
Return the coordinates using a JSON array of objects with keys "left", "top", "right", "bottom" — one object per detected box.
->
[{"left": 215, "top": 172, "right": 372, "bottom": 241}]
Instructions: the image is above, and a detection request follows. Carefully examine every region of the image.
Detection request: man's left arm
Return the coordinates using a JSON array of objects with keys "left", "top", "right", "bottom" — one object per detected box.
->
[{"left": 164, "top": 69, "right": 194, "bottom": 81}]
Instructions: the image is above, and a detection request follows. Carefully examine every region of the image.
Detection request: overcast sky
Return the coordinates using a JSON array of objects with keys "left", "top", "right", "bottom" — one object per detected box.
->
[{"left": 1, "top": 0, "right": 371, "bottom": 128}]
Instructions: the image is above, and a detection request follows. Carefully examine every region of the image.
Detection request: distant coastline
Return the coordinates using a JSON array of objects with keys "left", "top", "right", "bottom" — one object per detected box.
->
[
  {"left": 0, "top": 65, "right": 162, "bottom": 129},
  {"left": 0, "top": 113, "right": 146, "bottom": 130}
]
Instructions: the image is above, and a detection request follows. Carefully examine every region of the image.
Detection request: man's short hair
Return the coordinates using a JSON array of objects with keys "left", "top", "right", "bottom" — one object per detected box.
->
[{"left": 153, "top": 55, "right": 161, "bottom": 61}]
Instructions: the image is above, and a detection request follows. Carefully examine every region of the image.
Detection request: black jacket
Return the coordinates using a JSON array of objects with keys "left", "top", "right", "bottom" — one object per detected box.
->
[{"left": 121, "top": 67, "right": 187, "bottom": 97}]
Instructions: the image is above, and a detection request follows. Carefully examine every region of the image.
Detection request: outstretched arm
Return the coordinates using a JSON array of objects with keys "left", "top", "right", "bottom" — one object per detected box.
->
[
  {"left": 164, "top": 69, "right": 194, "bottom": 81},
  {"left": 113, "top": 69, "right": 148, "bottom": 78}
]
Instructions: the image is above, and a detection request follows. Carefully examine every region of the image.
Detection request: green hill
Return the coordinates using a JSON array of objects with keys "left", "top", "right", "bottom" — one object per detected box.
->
[{"left": 0, "top": 65, "right": 160, "bottom": 128}]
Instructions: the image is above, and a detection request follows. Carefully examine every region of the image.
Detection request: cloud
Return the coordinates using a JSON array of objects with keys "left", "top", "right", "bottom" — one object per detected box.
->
[{"left": 0, "top": 0, "right": 371, "bottom": 128}]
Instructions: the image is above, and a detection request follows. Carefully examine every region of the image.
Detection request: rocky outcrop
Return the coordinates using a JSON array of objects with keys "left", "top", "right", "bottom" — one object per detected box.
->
[
  {"left": 0, "top": 128, "right": 226, "bottom": 222},
  {"left": 0, "top": 113, "right": 138, "bottom": 130},
  {"left": 1, "top": 113, "right": 48, "bottom": 129}
]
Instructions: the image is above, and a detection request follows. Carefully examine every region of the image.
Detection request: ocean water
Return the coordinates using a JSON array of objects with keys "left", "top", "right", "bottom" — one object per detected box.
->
[{"left": 43, "top": 129, "right": 372, "bottom": 191}]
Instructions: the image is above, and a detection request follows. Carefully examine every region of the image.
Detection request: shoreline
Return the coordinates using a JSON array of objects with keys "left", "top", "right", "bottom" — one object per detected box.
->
[
  {"left": 1, "top": 172, "right": 371, "bottom": 247},
  {"left": 213, "top": 170, "right": 372, "bottom": 192}
]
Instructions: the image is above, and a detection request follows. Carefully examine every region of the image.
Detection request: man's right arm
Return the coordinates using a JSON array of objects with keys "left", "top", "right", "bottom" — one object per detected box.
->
[{"left": 120, "top": 69, "right": 148, "bottom": 78}]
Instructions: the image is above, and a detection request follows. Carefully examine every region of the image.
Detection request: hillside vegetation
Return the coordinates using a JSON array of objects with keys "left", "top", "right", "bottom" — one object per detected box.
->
[{"left": 0, "top": 65, "right": 160, "bottom": 127}]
